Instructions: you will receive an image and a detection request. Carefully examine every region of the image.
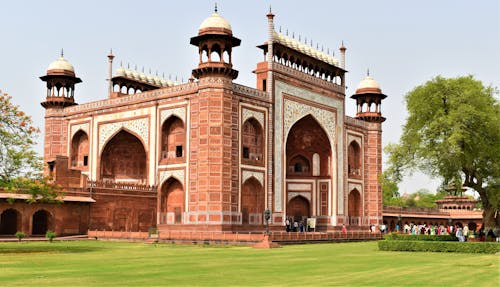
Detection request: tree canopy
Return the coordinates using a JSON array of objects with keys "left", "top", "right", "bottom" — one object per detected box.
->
[
  {"left": 385, "top": 76, "right": 500, "bottom": 231},
  {"left": 0, "top": 90, "right": 62, "bottom": 202}
]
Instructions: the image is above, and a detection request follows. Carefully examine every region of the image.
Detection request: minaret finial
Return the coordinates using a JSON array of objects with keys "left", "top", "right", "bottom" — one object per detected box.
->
[
  {"left": 60, "top": 48, "right": 64, "bottom": 58},
  {"left": 367, "top": 68, "right": 370, "bottom": 76},
  {"left": 269, "top": 5, "right": 272, "bottom": 14},
  {"left": 214, "top": 3, "right": 218, "bottom": 13}
]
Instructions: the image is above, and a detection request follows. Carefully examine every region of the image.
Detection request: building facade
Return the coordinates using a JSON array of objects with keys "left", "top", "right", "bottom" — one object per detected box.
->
[{"left": 1, "top": 9, "right": 388, "bottom": 236}]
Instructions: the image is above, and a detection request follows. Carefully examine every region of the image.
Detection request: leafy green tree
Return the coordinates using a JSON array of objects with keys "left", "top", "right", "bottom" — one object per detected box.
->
[
  {"left": 385, "top": 76, "right": 500, "bottom": 232},
  {"left": 0, "top": 90, "right": 62, "bottom": 202}
]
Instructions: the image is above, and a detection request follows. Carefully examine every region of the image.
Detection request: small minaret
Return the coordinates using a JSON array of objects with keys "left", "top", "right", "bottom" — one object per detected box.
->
[
  {"left": 40, "top": 50, "right": 82, "bottom": 108},
  {"left": 107, "top": 49, "right": 115, "bottom": 97},
  {"left": 350, "top": 71, "right": 387, "bottom": 123},
  {"left": 190, "top": 5, "right": 241, "bottom": 80},
  {"left": 339, "top": 42, "right": 346, "bottom": 70}
]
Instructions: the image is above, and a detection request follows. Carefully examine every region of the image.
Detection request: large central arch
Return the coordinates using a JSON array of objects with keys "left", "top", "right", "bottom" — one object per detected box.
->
[
  {"left": 285, "top": 115, "right": 332, "bottom": 220},
  {"left": 100, "top": 130, "right": 147, "bottom": 183}
]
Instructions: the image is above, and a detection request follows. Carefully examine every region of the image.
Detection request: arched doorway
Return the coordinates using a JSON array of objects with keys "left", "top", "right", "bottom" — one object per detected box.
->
[
  {"left": 241, "top": 177, "right": 264, "bottom": 225},
  {"left": 32, "top": 210, "right": 51, "bottom": 235},
  {"left": 0, "top": 209, "right": 20, "bottom": 235},
  {"left": 101, "top": 130, "right": 147, "bottom": 183},
  {"left": 160, "top": 178, "right": 184, "bottom": 224},
  {"left": 348, "top": 189, "right": 361, "bottom": 225},
  {"left": 287, "top": 196, "right": 310, "bottom": 222}
]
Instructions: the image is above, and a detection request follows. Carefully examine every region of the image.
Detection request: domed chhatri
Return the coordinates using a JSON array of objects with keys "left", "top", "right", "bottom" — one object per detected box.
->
[
  {"left": 355, "top": 75, "right": 382, "bottom": 94},
  {"left": 46, "top": 51, "right": 77, "bottom": 77},
  {"left": 198, "top": 5, "right": 232, "bottom": 36},
  {"left": 351, "top": 72, "right": 387, "bottom": 123}
]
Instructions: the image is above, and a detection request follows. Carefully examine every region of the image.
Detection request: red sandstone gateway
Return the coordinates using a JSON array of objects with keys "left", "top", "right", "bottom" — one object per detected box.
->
[{"left": 0, "top": 7, "right": 388, "bottom": 241}]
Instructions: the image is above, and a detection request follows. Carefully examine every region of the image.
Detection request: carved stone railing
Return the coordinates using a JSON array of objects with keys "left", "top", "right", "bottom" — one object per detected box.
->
[{"left": 87, "top": 180, "right": 157, "bottom": 192}]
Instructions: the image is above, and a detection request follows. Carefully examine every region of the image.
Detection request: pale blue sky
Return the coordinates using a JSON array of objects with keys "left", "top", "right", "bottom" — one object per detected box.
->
[{"left": 1, "top": 0, "right": 499, "bottom": 194}]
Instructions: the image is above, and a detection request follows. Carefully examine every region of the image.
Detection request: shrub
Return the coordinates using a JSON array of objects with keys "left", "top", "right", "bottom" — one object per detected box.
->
[
  {"left": 383, "top": 233, "right": 457, "bottom": 241},
  {"left": 378, "top": 240, "right": 500, "bottom": 254},
  {"left": 15, "top": 231, "right": 25, "bottom": 242},
  {"left": 45, "top": 230, "right": 56, "bottom": 242}
]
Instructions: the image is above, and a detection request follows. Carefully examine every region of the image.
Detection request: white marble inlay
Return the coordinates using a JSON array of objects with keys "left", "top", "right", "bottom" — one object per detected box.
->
[
  {"left": 160, "top": 107, "right": 186, "bottom": 126},
  {"left": 159, "top": 169, "right": 185, "bottom": 186},
  {"left": 242, "top": 170, "right": 264, "bottom": 187},
  {"left": 287, "top": 183, "right": 311, "bottom": 191},
  {"left": 242, "top": 108, "right": 265, "bottom": 128},
  {"left": 288, "top": 192, "right": 311, "bottom": 202},
  {"left": 70, "top": 123, "right": 89, "bottom": 139}
]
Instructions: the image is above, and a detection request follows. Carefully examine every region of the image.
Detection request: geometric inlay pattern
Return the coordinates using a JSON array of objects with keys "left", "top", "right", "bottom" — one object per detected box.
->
[
  {"left": 288, "top": 191, "right": 311, "bottom": 203},
  {"left": 98, "top": 117, "right": 149, "bottom": 154}
]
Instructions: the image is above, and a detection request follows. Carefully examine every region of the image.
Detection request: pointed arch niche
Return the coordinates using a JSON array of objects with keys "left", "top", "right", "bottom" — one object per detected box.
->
[
  {"left": 160, "top": 116, "right": 186, "bottom": 163},
  {"left": 100, "top": 130, "right": 147, "bottom": 183},
  {"left": 241, "top": 177, "right": 264, "bottom": 225},
  {"left": 70, "top": 130, "right": 89, "bottom": 169},
  {"left": 348, "top": 140, "right": 362, "bottom": 178},
  {"left": 241, "top": 118, "right": 264, "bottom": 165},
  {"left": 348, "top": 189, "right": 362, "bottom": 226},
  {"left": 160, "top": 178, "right": 184, "bottom": 224}
]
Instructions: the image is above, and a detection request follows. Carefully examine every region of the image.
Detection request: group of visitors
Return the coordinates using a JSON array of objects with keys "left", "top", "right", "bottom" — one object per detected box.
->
[{"left": 285, "top": 217, "right": 305, "bottom": 232}]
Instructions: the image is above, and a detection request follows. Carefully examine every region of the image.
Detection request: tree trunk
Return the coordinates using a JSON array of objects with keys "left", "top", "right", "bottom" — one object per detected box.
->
[{"left": 482, "top": 203, "right": 500, "bottom": 236}]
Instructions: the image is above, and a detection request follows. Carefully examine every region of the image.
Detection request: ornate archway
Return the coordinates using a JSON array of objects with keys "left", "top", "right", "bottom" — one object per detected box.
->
[{"left": 100, "top": 130, "right": 147, "bottom": 183}]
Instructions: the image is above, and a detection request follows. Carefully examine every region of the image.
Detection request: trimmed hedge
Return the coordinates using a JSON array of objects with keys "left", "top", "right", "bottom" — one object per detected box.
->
[
  {"left": 383, "top": 233, "right": 457, "bottom": 241},
  {"left": 378, "top": 240, "right": 500, "bottom": 254}
]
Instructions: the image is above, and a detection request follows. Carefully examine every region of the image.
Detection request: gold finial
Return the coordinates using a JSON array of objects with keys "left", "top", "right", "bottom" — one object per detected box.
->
[
  {"left": 214, "top": 3, "right": 218, "bottom": 13},
  {"left": 367, "top": 69, "right": 370, "bottom": 76},
  {"left": 60, "top": 48, "right": 64, "bottom": 58}
]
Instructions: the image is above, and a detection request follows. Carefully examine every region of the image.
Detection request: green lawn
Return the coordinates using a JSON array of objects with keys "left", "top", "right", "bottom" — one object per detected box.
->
[{"left": 0, "top": 240, "right": 498, "bottom": 286}]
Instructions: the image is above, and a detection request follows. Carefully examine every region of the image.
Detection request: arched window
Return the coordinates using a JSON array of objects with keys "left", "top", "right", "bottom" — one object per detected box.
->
[
  {"left": 32, "top": 210, "right": 52, "bottom": 235},
  {"left": 210, "top": 44, "right": 221, "bottom": 62},
  {"left": 348, "top": 141, "right": 361, "bottom": 178},
  {"left": 241, "top": 118, "right": 263, "bottom": 165},
  {"left": 288, "top": 155, "right": 310, "bottom": 175}
]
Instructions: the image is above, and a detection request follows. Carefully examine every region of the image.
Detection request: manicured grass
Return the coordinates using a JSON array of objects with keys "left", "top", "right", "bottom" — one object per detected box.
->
[{"left": 0, "top": 240, "right": 498, "bottom": 286}]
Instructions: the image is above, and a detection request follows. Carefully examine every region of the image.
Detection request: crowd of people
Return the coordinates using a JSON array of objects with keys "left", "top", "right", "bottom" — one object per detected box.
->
[{"left": 376, "top": 222, "right": 498, "bottom": 242}]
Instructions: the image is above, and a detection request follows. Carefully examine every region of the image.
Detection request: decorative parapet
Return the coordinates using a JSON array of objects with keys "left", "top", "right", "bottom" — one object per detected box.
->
[
  {"left": 233, "top": 83, "right": 267, "bottom": 98},
  {"left": 64, "top": 82, "right": 198, "bottom": 115},
  {"left": 272, "top": 62, "right": 344, "bottom": 94}
]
